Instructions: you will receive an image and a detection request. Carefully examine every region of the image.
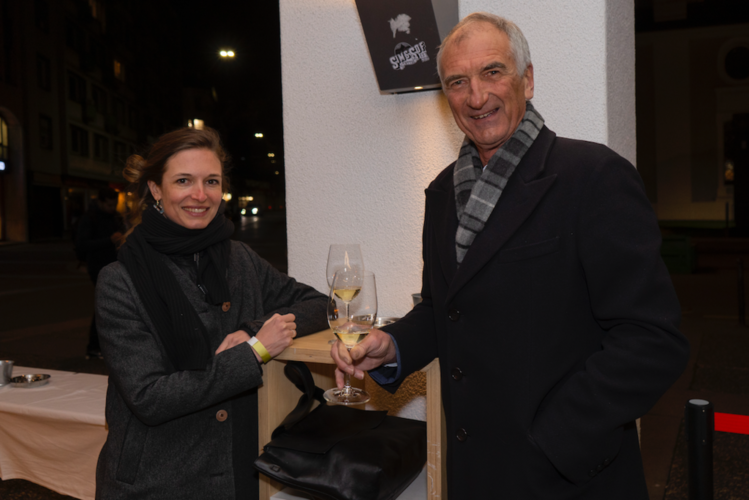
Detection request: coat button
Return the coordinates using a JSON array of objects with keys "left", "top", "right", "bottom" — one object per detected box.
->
[
  {"left": 216, "top": 410, "right": 228, "bottom": 422},
  {"left": 603, "top": 458, "right": 610, "bottom": 465},
  {"left": 589, "top": 470, "right": 596, "bottom": 477},
  {"left": 222, "top": 302, "right": 231, "bottom": 312},
  {"left": 451, "top": 367, "right": 463, "bottom": 380},
  {"left": 448, "top": 309, "right": 461, "bottom": 321},
  {"left": 456, "top": 428, "right": 468, "bottom": 442}
]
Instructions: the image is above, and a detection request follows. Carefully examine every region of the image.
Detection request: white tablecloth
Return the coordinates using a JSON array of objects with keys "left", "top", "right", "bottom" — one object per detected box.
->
[{"left": 0, "top": 366, "right": 108, "bottom": 500}]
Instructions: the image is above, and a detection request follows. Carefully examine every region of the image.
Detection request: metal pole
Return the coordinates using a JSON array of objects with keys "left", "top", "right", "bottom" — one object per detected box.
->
[
  {"left": 685, "top": 399, "right": 714, "bottom": 500},
  {"left": 739, "top": 259, "right": 745, "bottom": 326}
]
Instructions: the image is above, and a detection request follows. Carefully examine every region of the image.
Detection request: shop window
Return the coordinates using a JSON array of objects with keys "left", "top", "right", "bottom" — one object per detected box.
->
[
  {"left": 70, "top": 125, "right": 89, "bottom": 156},
  {"left": 39, "top": 114, "right": 53, "bottom": 150}
]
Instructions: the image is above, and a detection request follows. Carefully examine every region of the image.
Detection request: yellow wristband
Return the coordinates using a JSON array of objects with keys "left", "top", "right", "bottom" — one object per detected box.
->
[{"left": 249, "top": 337, "right": 272, "bottom": 364}]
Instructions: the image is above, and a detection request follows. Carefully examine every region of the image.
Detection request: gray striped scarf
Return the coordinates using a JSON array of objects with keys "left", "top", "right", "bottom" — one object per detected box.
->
[{"left": 454, "top": 102, "right": 544, "bottom": 264}]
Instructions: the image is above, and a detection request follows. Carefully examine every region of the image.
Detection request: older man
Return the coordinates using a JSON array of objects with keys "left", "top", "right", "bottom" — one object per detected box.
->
[{"left": 332, "top": 12, "right": 688, "bottom": 499}]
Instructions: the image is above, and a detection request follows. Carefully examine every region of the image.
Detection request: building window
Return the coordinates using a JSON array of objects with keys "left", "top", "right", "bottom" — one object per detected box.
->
[
  {"left": 70, "top": 125, "right": 89, "bottom": 156},
  {"left": 113, "top": 98, "right": 125, "bottom": 125},
  {"left": 128, "top": 106, "right": 137, "bottom": 129},
  {"left": 0, "top": 117, "right": 9, "bottom": 164},
  {"left": 37, "top": 54, "right": 51, "bottom": 91},
  {"left": 39, "top": 114, "right": 53, "bottom": 150},
  {"left": 65, "top": 20, "right": 85, "bottom": 53},
  {"left": 68, "top": 72, "right": 86, "bottom": 104},
  {"left": 113, "top": 59, "right": 125, "bottom": 82},
  {"left": 113, "top": 141, "right": 127, "bottom": 165},
  {"left": 91, "top": 85, "right": 107, "bottom": 113},
  {"left": 35, "top": 0, "right": 50, "bottom": 33},
  {"left": 93, "top": 134, "right": 109, "bottom": 161}
]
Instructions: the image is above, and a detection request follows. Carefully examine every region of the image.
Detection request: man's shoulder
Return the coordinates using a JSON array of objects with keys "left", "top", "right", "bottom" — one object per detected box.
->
[
  {"left": 551, "top": 135, "right": 627, "bottom": 167},
  {"left": 426, "top": 160, "right": 457, "bottom": 192}
]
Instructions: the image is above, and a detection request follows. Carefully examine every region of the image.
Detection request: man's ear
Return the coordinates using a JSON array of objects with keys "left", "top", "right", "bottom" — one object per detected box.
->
[{"left": 523, "top": 63, "right": 535, "bottom": 100}]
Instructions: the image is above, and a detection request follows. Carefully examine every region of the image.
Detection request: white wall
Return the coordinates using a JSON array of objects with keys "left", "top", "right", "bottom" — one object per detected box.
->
[{"left": 281, "top": 0, "right": 635, "bottom": 318}]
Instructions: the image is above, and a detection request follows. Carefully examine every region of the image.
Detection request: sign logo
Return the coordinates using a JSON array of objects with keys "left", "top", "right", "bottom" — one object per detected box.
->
[
  {"left": 388, "top": 14, "right": 411, "bottom": 38},
  {"left": 390, "top": 41, "right": 430, "bottom": 71}
]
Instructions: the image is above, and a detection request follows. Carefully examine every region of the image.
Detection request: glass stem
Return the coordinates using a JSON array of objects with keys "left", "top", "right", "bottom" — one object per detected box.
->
[{"left": 343, "top": 347, "right": 353, "bottom": 401}]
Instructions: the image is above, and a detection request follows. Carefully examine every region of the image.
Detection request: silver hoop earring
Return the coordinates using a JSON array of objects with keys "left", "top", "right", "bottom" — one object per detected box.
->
[{"left": 154, "top": 199, "right": 164, "bottom": 214}]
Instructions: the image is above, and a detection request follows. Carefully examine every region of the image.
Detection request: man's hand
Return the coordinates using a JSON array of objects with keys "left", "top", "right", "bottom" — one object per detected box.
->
[{"left": 330, "top": 328, "right": 396, "bottom": 388}]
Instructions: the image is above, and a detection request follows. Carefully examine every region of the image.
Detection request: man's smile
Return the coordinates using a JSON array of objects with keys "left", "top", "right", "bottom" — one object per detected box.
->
[{"left": 471, "top": 108, "right": 499, "bottom": 120}]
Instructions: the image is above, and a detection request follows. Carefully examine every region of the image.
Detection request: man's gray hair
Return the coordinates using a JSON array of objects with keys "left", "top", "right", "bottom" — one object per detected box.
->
[{"left": 436, "top": 12, "right": 532, "bottom": 83}]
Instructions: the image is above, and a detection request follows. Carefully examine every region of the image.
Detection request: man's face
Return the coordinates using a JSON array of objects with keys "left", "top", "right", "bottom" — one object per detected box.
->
[{"left": 440, "top": 23, "right": 534, "bottom": 164}]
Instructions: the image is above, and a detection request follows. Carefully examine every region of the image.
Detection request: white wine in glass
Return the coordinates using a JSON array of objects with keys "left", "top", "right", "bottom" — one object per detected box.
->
[{"left": 325, "top": 271, "right": 376, "bottom": 405}]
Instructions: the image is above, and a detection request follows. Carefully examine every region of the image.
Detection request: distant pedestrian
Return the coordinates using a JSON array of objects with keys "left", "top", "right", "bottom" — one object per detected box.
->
[{"left": 75, "top": 187, "right": 125, "bottom": 359}]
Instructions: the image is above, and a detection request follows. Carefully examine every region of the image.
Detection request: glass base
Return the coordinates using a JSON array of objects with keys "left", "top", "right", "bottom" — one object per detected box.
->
[{"left": 323, "top": 386, "right": 370, "bottom": 405}]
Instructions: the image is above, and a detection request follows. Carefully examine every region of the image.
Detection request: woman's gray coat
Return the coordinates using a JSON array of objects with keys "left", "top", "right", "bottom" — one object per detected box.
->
[{"left": 95, "top": 241, "right": 328, "bottom": 499}]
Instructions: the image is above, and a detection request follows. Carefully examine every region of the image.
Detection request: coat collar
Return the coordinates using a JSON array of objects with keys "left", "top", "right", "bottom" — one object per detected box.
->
[{"left": 427, "top": 126, "right": 558, "bottom": 306}]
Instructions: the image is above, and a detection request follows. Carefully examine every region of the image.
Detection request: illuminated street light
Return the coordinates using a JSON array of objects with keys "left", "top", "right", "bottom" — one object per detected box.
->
[
  {"left": 223, "top": 193, "right": 232, "bottom": 201},
  {"left": 267, "top": 153, "right": 275, "bottom": 157},
  {"left": 219, "top": 50, "right": 235, "bottom": 58},
  {"left": 275, "top": 171, "right": 280, "bottom": 175},
  {"left": 254, "top": 133, "right": 263, "bottom": 138}
]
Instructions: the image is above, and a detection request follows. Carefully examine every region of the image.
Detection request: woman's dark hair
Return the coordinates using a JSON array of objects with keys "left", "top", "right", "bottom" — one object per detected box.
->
[{"left": 122, "top": 127, "right": 230, "bottom": 239}]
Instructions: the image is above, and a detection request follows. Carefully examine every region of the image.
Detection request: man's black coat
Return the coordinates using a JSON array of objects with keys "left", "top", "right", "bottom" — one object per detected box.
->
[{"left": 380, "top": 126, "right": 689, "bottom": 499}]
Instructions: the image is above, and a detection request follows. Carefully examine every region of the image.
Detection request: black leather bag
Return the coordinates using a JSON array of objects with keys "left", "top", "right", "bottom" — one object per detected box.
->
[{"left": 254, "top": 361, "right": 427, "bottom": 500}]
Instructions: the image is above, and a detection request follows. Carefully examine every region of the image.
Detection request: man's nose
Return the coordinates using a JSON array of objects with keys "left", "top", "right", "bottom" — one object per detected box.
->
[{"left": 467, "top": 79, "right": 489, "bottom": 109}]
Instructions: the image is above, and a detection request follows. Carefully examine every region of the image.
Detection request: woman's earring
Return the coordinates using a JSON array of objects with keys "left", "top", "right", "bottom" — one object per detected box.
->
[{"left": 154, "top": 199, "right": 164, "bottom": 214}]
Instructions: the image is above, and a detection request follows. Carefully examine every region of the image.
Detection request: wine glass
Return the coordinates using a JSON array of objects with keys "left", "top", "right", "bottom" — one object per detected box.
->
[
  {"left": 326, "top": 244, "right": 364, "bottom": 288},
  {"left": 324, "top": 271, "right": 377, "bottom": 405},
  {"left": 326, "top": 244, "right": 364, "bottom": 344}
]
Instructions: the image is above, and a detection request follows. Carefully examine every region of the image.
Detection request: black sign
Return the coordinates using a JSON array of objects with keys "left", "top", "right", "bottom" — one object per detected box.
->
[{"left": 355, "top": 0, "right": 453, "bottom": 94}]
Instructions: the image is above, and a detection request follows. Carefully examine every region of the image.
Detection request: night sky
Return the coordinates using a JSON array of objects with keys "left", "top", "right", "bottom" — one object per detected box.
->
[{"left": 171, "top": 0, "right": 284, "bottom": 185}]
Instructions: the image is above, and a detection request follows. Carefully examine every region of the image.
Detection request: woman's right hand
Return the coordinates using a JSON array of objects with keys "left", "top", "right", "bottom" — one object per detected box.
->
[{"left": 254, "top": 313, "right": 297, "bottom": 359}]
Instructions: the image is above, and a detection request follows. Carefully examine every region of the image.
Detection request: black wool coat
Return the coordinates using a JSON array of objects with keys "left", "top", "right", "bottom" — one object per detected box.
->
[
  {"left": 380, "top": 126, "right": 689, "bottom": 499},
  {"left": 95, "top": 241, "right": 328, "bottom": 500}
]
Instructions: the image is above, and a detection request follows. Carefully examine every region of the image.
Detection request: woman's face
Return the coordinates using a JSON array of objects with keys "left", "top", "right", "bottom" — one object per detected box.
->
[{"left": 147, "top": 148, "right": 223, "bottom": 230}]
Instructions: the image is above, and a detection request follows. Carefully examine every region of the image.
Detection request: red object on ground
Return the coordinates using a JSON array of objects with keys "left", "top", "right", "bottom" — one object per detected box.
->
[{"left": 715, "top": 412, "right": 749, "bottom": 435}]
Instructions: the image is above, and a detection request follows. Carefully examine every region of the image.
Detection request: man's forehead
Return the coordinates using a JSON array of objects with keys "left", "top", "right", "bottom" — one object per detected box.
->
[{"left": 441, "top": 23, "right": 513, "bottom": 70}]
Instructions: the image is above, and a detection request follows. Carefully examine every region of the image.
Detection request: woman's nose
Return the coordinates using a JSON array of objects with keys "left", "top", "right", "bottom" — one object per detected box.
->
[{"left": 191, "top": 185, "right": 207, "bottom": 202}]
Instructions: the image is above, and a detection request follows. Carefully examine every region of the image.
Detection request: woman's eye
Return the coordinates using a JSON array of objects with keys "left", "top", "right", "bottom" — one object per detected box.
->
[
  {"left": 176, "top": 178, "right": 188, "bottom": 184},
  {"left": 207, "top": 179, "right": 220, "bottom": 186}
]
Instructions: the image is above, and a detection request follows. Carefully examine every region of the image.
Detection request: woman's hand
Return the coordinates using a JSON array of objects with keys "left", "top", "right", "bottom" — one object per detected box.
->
[
  {"left": 215, "top": 330, "right": 252, "bottom": 355},
  {"left": 254, "top": 313, "right": 297, "bottom": 359}
]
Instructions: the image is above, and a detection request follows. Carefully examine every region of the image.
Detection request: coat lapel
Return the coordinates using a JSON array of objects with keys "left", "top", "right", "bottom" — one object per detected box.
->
[{"left": 444, "top": 127, "right": 558, "bottom": 306}]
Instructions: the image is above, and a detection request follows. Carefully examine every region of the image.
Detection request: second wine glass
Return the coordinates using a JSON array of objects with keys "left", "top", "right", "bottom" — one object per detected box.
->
[{"left": 325, "top": 270, "right": 377, "bottom": 405}]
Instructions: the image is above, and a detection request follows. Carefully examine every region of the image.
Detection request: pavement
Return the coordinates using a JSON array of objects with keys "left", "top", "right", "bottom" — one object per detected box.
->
[{"left": 1, "top": 226, "right": 748, "bottom": 499}]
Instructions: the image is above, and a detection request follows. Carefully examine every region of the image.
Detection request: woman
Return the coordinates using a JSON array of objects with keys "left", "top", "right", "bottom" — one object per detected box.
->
[{"left": 95, "top": 127, "right": 328, "bottom": 499}]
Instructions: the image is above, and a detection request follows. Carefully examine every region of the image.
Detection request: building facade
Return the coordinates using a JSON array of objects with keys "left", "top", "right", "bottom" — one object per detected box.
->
[{"left": 0, "top": 0, "right": 182, "bottom": 242}]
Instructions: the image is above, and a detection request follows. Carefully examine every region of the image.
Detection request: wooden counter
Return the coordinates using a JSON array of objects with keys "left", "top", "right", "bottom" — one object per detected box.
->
[{"left": 258, "top": 328, "right": 446, "bottom": 500}]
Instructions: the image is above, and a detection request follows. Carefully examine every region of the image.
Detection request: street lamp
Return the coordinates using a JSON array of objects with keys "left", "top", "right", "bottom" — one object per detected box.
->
[
  {"left": 254, "top": 133, "right": 263, "bottom": 138},
  {"left": 219, "top": 50, "right": 235, "bottom": 58}
]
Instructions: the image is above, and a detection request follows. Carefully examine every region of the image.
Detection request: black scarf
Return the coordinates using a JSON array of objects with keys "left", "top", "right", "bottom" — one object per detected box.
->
[{"left": 118, "top": 201, "right": 235, "bottom": 371}]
